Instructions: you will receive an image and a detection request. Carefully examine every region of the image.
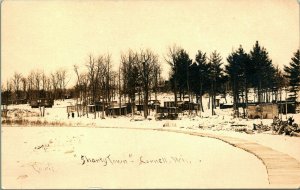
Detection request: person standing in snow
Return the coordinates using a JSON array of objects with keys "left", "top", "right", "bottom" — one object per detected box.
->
[{"left": 288, "top": 116, "right": 294, "bottom": 126}]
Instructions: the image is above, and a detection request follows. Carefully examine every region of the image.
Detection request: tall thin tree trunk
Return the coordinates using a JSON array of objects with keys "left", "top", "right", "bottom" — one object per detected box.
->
[
  {"left": 245, "top": 80, "right": 248, "bottom": 119},
  {"left": 211, "top": 82, "right": 214, "bottom": 116},
  {"left": 279, "top": 88, "right": 282, "bottom": 119},
  {"left": 119, "top": 67, "right": 122, "bottom": 116}
]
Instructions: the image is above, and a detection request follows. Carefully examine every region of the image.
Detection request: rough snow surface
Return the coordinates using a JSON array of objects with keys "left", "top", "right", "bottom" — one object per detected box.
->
[
  {"left": 2, "top": 127, "right": 269, "bottom": 189},
  {"left": 2, "top": 98, "right": 300, "bottom": 188}
]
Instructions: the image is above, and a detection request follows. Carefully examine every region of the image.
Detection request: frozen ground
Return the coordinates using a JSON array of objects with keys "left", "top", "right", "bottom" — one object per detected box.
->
[
  {"left": 2, "top": 97, "right": 300, "bottom": 188},
  {"left": 3, "top": 99, "right": 300, "bottom": 162},
  {"left": 2, "top": 127, "right": 269, "bottom": 189}
]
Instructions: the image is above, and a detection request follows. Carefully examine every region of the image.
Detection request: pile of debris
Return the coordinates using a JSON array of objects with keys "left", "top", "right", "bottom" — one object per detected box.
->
[
  {"left": 234, "top": 127, "right": 254, "bottom": 134},
  {"left": 253, "top": 123, "right": 271, "bottom": 133},
  {"left": 6, "top": 108, "right": 39, "bottom": 118},
  {"left": 271, "top": 117, "right": 300, "bottom": 137}
]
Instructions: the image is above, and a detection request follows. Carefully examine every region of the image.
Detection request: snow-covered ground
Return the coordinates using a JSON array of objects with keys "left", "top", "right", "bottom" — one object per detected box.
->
[
  {"left": 2, "top": 96, "right": 300, "bottom": 188},
  {"left": 2, "top": 127, "right": 269, "bottom": 189},
  {"left": 2, "top": 98, "right": 300, "bottom": 162}
]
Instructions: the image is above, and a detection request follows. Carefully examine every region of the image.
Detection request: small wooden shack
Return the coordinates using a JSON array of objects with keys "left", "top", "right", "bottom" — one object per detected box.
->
[
  {"left": 180, "top": 101, "right": 199, "bottom": 111},
  {"left": 247, "top": 103, "right": 278, "bottom": 119},
  {"left": 30, "top": 100, "right": 39, "bottom": 108},
  {"left": 30, "top": 98, "right": 54, "bottom": 108},
  {"left": 67, "top": 105, "right": 76, "bottom": 113},
  {"left": 156, "top": 107, "right": 181, "bottom": 120},
  {"left": 277, "top": 101, "right": 299, "bottom": 114},
  {"left": 164, "top": 101, "right": 176, "bottom": 108},
  {"left": 107, "top": 104, "right": 128, "bottom": 116},
  {"left": 148, "top": 100, "right": 161, "bottom": 110}
]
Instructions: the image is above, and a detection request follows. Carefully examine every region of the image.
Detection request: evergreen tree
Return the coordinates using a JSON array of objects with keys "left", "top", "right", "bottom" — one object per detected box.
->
[
  {"left": 176, "top": 49, "right": 193, "bottom": 100},
  {"left": 284, "top": 49, "right": 300, "bottom": 100},
  {"left": 249, "top": 41, "right": 274, "bottom": 103},
  {"left": 208, "top": 51, "right": 224, "bottom": 115},
  {"left": 226, "top": 45, "right": 250, "bottom": 117},
  {"left": 167, "top": 47, "right": 192, "bottom": 102},
  {"left": 193, "top": 50, "right": 210, "bottom": 112}
]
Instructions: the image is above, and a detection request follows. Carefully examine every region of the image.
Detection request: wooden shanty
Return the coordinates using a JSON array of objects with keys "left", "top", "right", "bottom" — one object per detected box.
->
[
  {"left": 276, "top": 100, "right": 299, "bottom": 114},
  {"left": 87, "top": 104, "right": 96, "bottom": 113},
  {"left": 106, "top": 103, "right": 129, "bottom": 116},
  {"left": 86, "top": 102, "right": 109, "bottom": 113},
  {"left": 30, "top": 100, "right": 39, "bottom": 108},
  {"left": 247, "top": 103, "right": 278, "bottom": 119},
  {"left": 163, "top": 101, "right": 176, "bottom": 108},
  {"left": 180, "top": 101, "right": 199, "bottom": 111},
  {"left": 148, "top": 100, "right": 161, "bottom": 110},
  {"left": 67, "top": 105, "right": 76, "bottom": 113},
  {"left": 156, "top": 106, "right": 181, "bottom": 120},
  {"left": 30, "top": 98, "right": 54, "bottom": 108}
]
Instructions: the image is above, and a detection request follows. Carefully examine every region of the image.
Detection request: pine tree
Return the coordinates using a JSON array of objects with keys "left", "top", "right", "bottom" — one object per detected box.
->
[
  {"left": 249, "top": 41, "right": 274, "bottom": 103},
  {"left": 226, "top": 45, "right": 250, "bottom": 117},
  {"left": 208, "top": 51, "right": 224, "bottom": 115},
  {"left": 284, "top": 49, "right": 300, "bottom": 100},
  {"left": 194, "top": 50, "right": 210, "bottom": 112},
  {"left": 167, "top": 47, "right": 192, "bottom": 102}
]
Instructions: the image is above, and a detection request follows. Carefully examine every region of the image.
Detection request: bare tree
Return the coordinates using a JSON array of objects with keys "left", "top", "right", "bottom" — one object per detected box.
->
[
  {"left": 1, "top": 82, "right": 7, "bottom": 109},
  {"left": 137, "top": 49, "right": 159, "bottom": 118},
  {"left": 152, "top": 62, "right": 162, "bottom": 113},
  {"left": 2, "top": 80, "right": 12, "bottom": 107},
  {"left": 121, "top": 50, "right": 139, "bottom": 117},
  {"left": 96, "top": 55, "right": 106, "bottom": 118},
  {"left": 104, "top": 54, "right": 113, "bottom": 103},
  {"left": 74, "top": 64, "right": 82, "bottom": 116},
  {"left": 21, "top": 77, "right": 27, "bottom": 101},
  {"left": 12, "top": 72, "right": 23, "bottom": 103},
  {"left": 45, "top": 78, "right": 52, "bottom": 98},
  {"left": 56, "top": 69, "right": 68, "bottom": 100},
  {"left": 81, "top": 73, "right": 89, "bottom": 117},
  {"left": 27, "top": 72, "right": 34, "bottom": 100},
  {"left": 165, "top": 44, "right": 181, "bottom": 107},
  {"left": 51, "top": 72, "right": 59, "bottom": 99},
  {"left": 86, "top": 54, "right": 105, "bottom": 118},
  {"left": 34, "top": 70, "right": 42, "bottom": 92}
]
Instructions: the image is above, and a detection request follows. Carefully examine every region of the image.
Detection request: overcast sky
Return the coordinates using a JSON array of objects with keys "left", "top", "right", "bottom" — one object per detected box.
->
[{"left": 1, "top": 0, "right": 299, "bottom": 87}]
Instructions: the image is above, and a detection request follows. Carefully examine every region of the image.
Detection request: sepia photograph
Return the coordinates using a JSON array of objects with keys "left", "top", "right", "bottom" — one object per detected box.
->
[{"left": 1, "top": 0, "right": 300, "bottom": 189}]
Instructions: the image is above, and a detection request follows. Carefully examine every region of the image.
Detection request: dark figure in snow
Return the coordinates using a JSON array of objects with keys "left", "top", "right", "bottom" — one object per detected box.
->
[
  {"left": 285, "top": 117, "right": 295, "bottom": 136},
  {"left": 288, "top": 117, "right": 294, "bottom": 126},
  {"left": 253, "top": 124, "right": 257, "bottom": 130},
  {"left": 72, "top": 112, "right": 75, "bottom": 118}
]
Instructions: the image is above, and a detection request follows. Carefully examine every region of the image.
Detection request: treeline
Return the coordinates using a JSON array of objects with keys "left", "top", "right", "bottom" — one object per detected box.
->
[
  {"left": 73, "top": 49, "right": 163, "bottom": 118},
  {"left": 167, "top": 41, "right": 300, "bottom": 116},
  {"left": 1, "top": 41, "right": 300, "bottom": 118},
  {"left": 1, "top": 69, "right": 69, "bottom": 105}
]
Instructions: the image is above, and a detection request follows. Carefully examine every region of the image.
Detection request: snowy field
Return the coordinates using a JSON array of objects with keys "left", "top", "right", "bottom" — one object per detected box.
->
[
  {"left": 2, "top": 97, "right": 300, "bottom": 188},
  {"left": 2, "top": 127, "right": 269, "bottom": 189}
]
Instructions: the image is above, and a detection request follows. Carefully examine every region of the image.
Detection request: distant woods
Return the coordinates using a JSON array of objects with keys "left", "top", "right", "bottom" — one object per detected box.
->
[
  {"left": 2, "top": 42, "right": 300, "bottom": 118},
  {"left": 2, "top": 69, "right": 69, "bottom": 105}
]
